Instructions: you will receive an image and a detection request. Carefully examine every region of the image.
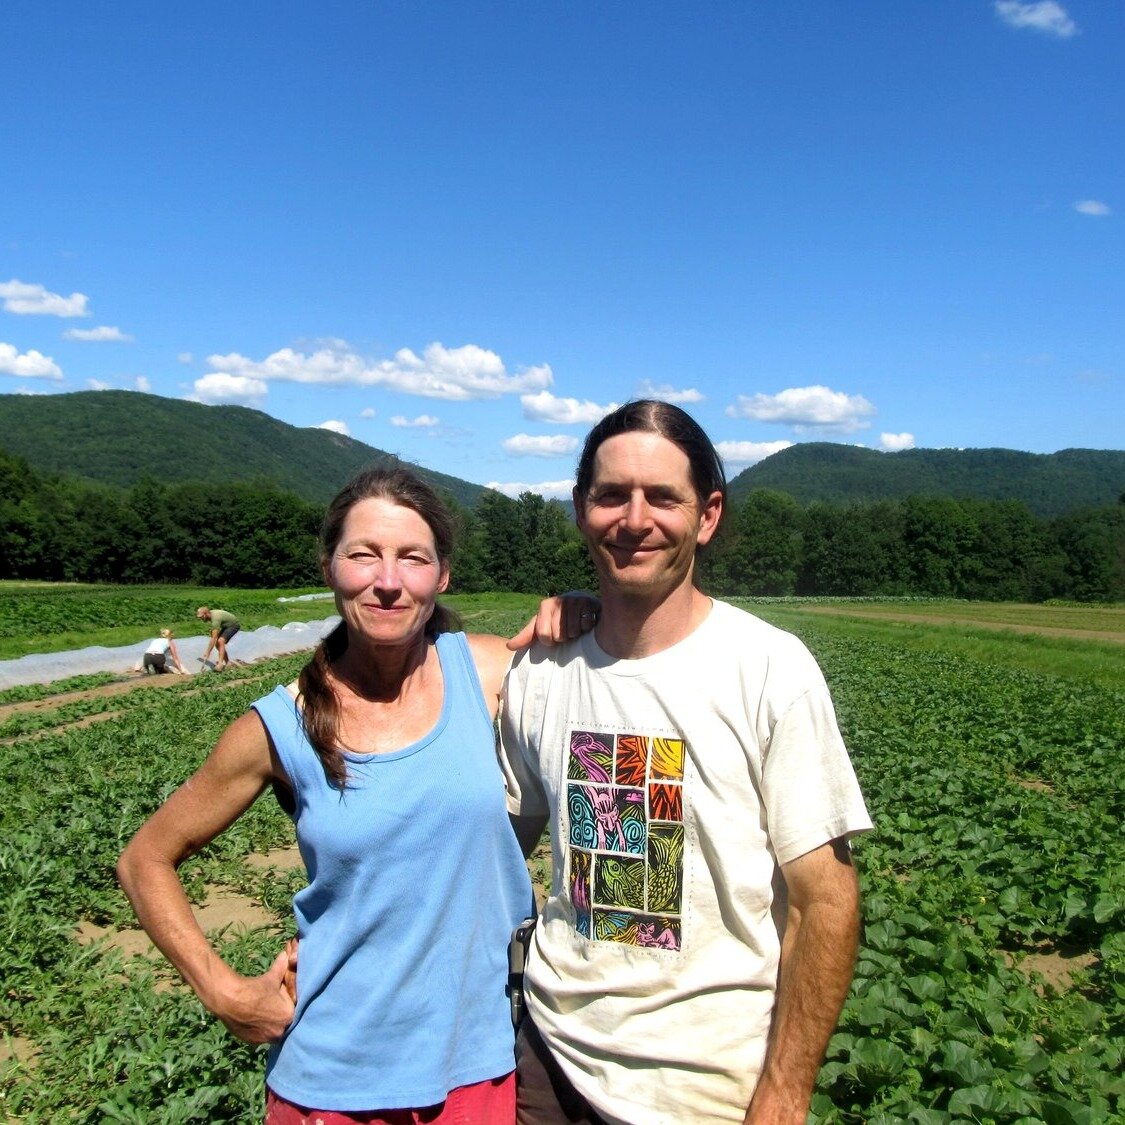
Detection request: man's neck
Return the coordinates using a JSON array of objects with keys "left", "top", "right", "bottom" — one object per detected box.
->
[{"left": 594, "top": 584, "right": 713, "bottom": 659}]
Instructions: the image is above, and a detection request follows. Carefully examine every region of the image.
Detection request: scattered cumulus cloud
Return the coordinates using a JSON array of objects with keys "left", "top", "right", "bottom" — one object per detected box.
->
[
  {"left": 521, "top": 391, "right": 619, "bottom": 424},
  {"left": 190, "top": 372, "right": 268, "bottom": 405},
  {"left": 135, "top": 376, "right": 151, "bottom": 392},
  {"left": 87, "top": 379, "right": 112, "bottom": 391},
  {"left": 487, "top": 478, "right": 576, "bottom": 500},
  {"left": 0, "top": 279, "right": 90, "bottom": 318},
  {"left": 725, "top": 385, "right": 877, "bottom": 433},
  {"left": 1074, "top": 368, "right": 1107, "bottom": 385},
  {"left": 502, "top": 433, "right": 580, "bottom": 458},
  {"left": 994, "top": 1, "right": 1077, "bottom": 37},
  {"left": 360, "top": 407, "right": 376, "bottom": 418},
  {"left": 637, "top": 380, "right": 704, "bottom": 404},
  {"left": 879, "top": 432, "right": 916, "bottom": 452},
  {"left": 205, "top": 341, "right": 552, "bottom": 401},
  {"left": 63, "top": 325, "right": 133, "bottom": 342},
  {"left": 1074, "top": 199, "right": 1111, "bottom": 217},
  {"left": 390, "top": 414, "right": 440, "bottom": 428},
  {"left": 0, "top": 341, "right": 63, "bottom": 379},
  {"left": 316, "top": 420, "right": 351, "bottom": 436},
  {"left": 714, "top": 440, "right": 793, "bottom": 467}
]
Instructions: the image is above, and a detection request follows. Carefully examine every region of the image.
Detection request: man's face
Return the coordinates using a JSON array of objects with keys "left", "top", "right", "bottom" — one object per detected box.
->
[{"left": 574, "top": 431, "right": 722, "bottom": 600}]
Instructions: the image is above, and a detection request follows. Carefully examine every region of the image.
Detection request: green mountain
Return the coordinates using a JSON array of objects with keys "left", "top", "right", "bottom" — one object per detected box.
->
[
  {"left": 0, "top": 390, "right": 489, "bottom": 507},
  {"left": 728, "top": 442, "right": 1125, "bottom": 518}
]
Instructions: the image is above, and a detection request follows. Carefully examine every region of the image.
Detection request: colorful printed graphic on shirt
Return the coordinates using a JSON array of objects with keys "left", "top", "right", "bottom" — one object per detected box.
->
[{"left": 566, "top": 727, "right": 686, "bottom": 950}]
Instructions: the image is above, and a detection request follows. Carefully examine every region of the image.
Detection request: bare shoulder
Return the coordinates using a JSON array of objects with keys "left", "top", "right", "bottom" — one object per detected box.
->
[
  {"left": 465, "top": 633, "right": 515, "bottom": 707},
  {"left": 200, "top": 709, "right": 277, "bottom": 782}
]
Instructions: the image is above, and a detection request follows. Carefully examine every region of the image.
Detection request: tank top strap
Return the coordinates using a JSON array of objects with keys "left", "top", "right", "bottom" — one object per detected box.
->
[{"left": 435, "top": 631, "right": 494, "bottom": 730}]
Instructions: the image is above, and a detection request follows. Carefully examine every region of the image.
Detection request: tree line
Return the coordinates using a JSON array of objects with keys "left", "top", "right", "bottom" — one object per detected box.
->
[{"left": 1, "top": 450, "right": 1121, "bottom": 602}]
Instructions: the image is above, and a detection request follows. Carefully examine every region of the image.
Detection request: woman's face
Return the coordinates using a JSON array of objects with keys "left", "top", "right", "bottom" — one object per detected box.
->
[{"left": 324, "top": 497, "right": 449, "bottom": 648}]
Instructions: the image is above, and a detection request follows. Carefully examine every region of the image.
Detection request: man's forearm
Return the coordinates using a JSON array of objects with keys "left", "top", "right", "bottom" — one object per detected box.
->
[{"left": 746, "top": 846, "right": 861, "bottom": 1124}]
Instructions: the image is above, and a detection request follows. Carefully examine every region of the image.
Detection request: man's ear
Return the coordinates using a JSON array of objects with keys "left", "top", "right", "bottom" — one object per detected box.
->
[{"left": 695, "top": 491, "right": 724, "bottom": 547}]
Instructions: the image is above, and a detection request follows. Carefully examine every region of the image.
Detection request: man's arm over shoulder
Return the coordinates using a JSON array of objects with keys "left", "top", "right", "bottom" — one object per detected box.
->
[
  {"left": 496, "top": 644, "right": 550, "bottom": 826},
  {"left": 745, "top": 838, "right": 861, "bottom": 1125}
]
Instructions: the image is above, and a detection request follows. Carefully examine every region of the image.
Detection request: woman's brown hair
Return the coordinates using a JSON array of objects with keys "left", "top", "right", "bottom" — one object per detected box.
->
[{"left": 297, "top": 465, "right": 461, "bottom": 789}]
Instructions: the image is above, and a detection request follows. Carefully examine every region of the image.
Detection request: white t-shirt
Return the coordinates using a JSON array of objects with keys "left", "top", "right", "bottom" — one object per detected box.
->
[{"left": 499, "top": 599, "right": 872, "bottom": 1125}]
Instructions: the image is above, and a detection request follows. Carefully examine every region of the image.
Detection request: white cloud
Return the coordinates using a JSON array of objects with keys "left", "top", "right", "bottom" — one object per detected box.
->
[
  {"left": 87, "top": 379, "right": 112, "bottom": 391},
  {"left": 190, "top": 372, "right": 269, "bottom": 404},
  {"left": 0, "top": 279, "right": 90, "bottom": 317},
  {"left": 390, "top": 414, "right": 440, "bottom": 428},
  {"left": 502, "top": 433, "right": 580, "bottom": 457},
  {"left": 486, "top": 478, "right": 576, "bottom": 500},
  {"left": 715, "top": 439, "right": 793, "bottom": 467},
  {"left": 637, "top": 380, "right": 704, "bottom": 404},
  {"left": 0, "top": 341, "right": 63, "bottom": 379},
  {"left": 63, "top": 325, "right": 133, "bottom": 342},
  {"left": 205, "top": 341, "right": 553, "bottom": 401},
  {"left": 994, "top": 1, "right": 1077, "bottom": 37},
  {"left": 725, "top": 385, "right": 877, "bottom": 433},
  {"left": 135, "top": 376, "right": 151, "bottom": 392},
  {"left": 316, "top": 420, "right": 351, "bottom": 436},
  {"left": 177, "top": 352, "right": 194, "bottom": 364},
  {"left": 1075, "top": 368, "right": 1107, "bottom": 386},
  {"left": 879, "top": 432, "right": 916, "bottom": 452},
  {"left": 360, "top": 407, "right": 376, "bottom": 418},
  {"left": 1074, "top": 199, "right": 1111, "bottom": 217},
  {"left": 521, "top": 391, "right": 619, "bottom": 424}
]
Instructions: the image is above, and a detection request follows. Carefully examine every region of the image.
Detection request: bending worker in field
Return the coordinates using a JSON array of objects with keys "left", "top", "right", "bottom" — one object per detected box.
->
[
  {"left": 196, "top": 605, "right": 240, "bottom": 670},
  {"left": 142, "top": 627, "right": 186, "bottom": 675},
  {"left": 500, "top": 400, "right": 873, "bottom": 1124},
  {"left": 120, "top": 467, "right": 597, "bottom": 1124}
]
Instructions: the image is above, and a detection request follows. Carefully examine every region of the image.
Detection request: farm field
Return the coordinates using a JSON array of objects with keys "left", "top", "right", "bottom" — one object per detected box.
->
[
  {"left": 0, "top": 582, "right": 336, "bottom": 661},
  {"left": 0, "top": 593, "right": 1122, "bottom": 1122}
]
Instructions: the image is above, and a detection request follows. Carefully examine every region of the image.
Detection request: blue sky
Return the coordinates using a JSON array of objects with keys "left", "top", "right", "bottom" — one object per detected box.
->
[{"left": 2, "top": 1, "right": 1120, "bottom": 498}]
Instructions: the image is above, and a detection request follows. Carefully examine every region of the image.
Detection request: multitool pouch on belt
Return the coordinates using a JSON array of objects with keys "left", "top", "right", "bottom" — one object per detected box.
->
[{"left": 507, "top": 917, "right": 536, "bottom": 1027}]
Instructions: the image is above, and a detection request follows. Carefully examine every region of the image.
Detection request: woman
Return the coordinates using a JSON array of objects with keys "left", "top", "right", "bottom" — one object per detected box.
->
[
  {"left": 142, "top": 627, "right": 186, "bottom": 674},
  {"left": 117, "top": 467, "right": 594, "bottom": 1124}
]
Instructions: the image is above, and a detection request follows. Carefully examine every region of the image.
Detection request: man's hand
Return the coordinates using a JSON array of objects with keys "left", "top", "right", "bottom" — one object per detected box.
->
[
  {"left": 507, "top": 591, "right": 600, "bottom": 651},
  {"left": 210, "top": 949, "right": 296, "bottom": 1044},
  {"left": 283, "top": 936, "right": 298, "bottom": 1004}
]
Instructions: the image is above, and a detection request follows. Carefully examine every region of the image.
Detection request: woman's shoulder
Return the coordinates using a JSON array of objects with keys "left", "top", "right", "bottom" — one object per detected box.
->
[{"left": 462, "top": 632, "right": 513, "bottom": 703}]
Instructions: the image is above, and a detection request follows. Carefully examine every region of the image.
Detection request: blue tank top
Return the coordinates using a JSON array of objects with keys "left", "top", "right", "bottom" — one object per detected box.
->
[{"left": 252, "top": 632, "right": 534, "bottom": 1111}]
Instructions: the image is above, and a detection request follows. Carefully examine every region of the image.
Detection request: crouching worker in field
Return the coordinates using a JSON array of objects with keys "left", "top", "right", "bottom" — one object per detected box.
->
[
  {"left": 142, "top": 628, "right": 186, "bottom": 674},
  {"left": 118, "top": 466, "right": 598, "bottom": 1125}
]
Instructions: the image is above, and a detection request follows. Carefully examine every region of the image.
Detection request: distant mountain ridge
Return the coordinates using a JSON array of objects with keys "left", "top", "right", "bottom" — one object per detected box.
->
[
  {"left": 728, "top": 442, "right": 1125, "bottom": 518},
  {"left": 2, "top": 391, "right": 1120, "bottom": 518},
  {"left": 0, "top": 390, "right": 489, "bottom": 507}
]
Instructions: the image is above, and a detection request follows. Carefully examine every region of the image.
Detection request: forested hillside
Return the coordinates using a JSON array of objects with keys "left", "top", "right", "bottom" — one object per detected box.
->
[
  {"left": 730, "top": 443, "right": 1125, "bottom": 518},
  {"left": 0, "top": 390, "right": 486, "bottom": 508},
  {"left": 4, "top": 391, "right": 1122, "bottom": 519}
]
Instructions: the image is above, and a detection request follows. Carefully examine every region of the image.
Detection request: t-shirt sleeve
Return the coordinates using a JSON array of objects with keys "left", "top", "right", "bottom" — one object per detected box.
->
[
  {"left": 759, "top": 655, "right": 872, "bottom": 867},
  {"left": 497, "top": 650, "right": 549, "bottom": 818}
]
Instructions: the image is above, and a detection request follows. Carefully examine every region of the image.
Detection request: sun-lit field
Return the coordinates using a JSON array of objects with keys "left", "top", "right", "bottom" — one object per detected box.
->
[
  {"left": 740, "top": 598, "right": 1125, "bottom": 690},
  {"left": 1, "top": 592, "right": 1121, "bottom": 1121}
]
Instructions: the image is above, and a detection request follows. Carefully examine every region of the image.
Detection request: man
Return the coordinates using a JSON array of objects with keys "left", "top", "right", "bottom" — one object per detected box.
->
[
  {"left": 196, "top": 606, "right": 241, "bottom": 671},
  {"left": 500, "top": 401, "right": 872, "bottom": 1125}
]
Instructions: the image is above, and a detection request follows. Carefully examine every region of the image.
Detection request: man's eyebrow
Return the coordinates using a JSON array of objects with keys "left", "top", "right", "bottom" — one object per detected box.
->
[{"left": 588, "top": 482, "right": 686, "bottom": 501}]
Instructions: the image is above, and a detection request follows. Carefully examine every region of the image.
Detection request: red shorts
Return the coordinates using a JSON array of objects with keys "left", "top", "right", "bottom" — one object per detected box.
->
[{"left": 265, "top": 1072, "right": 516, "bottom": 1125}]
